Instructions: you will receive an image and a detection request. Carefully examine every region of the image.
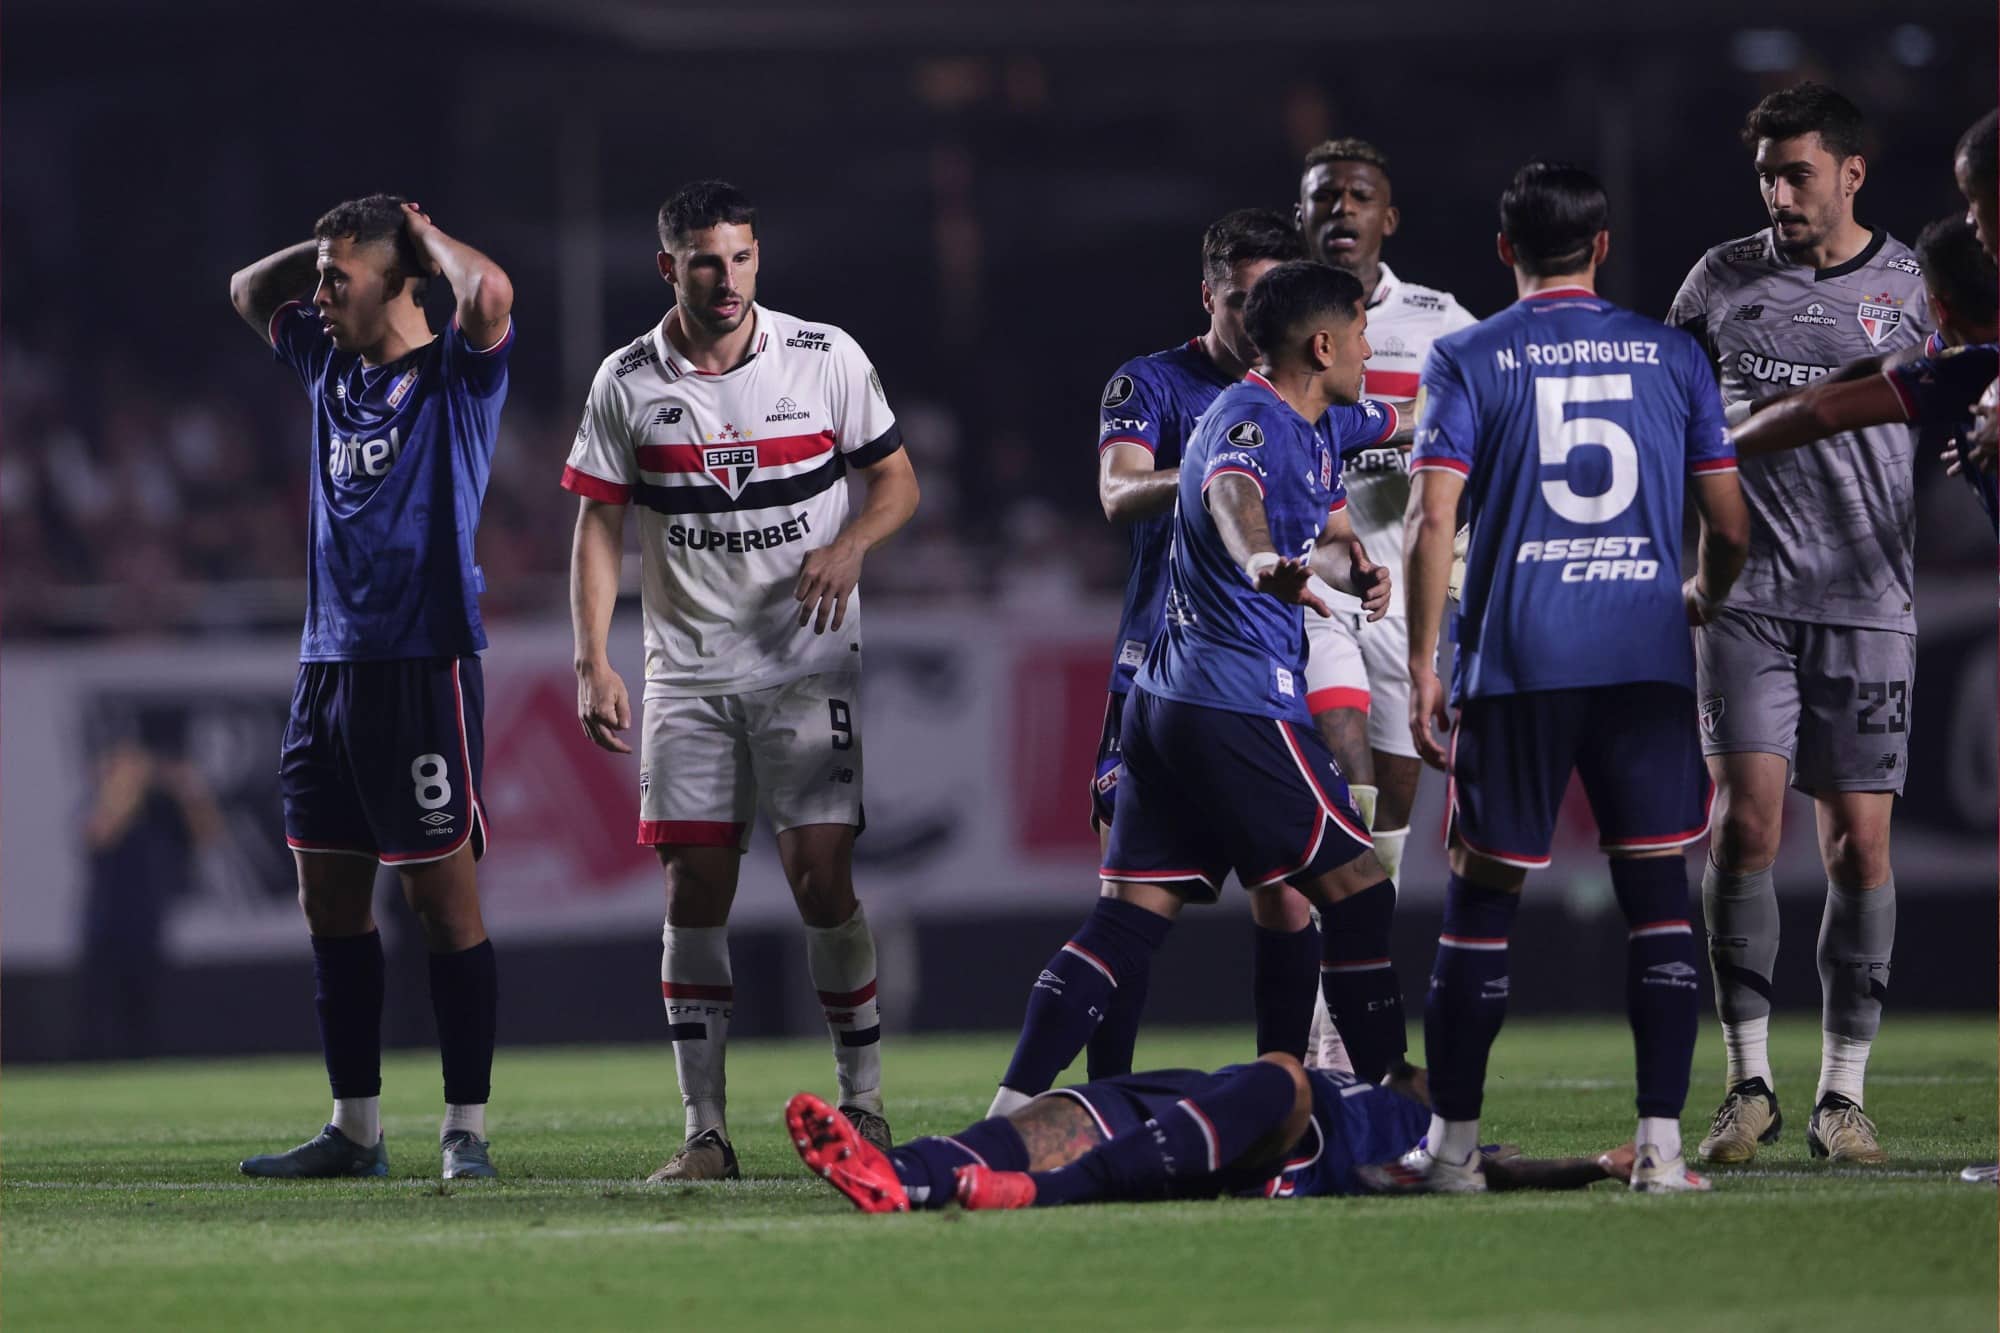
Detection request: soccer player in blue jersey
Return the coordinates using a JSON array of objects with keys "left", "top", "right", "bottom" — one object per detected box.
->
[
  {"left": 1085, "top": 208, "right": 1319, "bottom": 1085},
  {"left": 1368, "top": 162, "right": 1752, "bottom": 1195},
  {"left": 786, "top": 1058, "right": 1633, "bottom": 1212},
  {"left": 227, "top": 196, "right": 515, "bottom": 1180},
  {"left": 989, "top": 261, "right": 1409, "bottom": 1115}
]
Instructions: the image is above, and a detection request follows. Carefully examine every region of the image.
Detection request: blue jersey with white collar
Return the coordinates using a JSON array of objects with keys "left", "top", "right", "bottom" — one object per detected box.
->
[
  {"left": 1138, "top": 372, "right": 1396, "bottom": 722},
  {"left": 270, "top": 302, "right": 514, "bottom": 661},
  {"left": 1411, "top": 288, "right": 1735, "bottom": 704},
  {"left": 1097, "top": 339, "right": 1236, "bottom": 692}
]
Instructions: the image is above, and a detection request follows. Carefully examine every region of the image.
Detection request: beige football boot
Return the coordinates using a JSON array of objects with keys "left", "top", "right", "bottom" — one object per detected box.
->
[
  {"left": 1807, "top": 1094, "right": 1887, "bottom": 1164},
  {"left": 1696, "top": 1077, "right": 1783, "bottom": 1164},
  {"left": 646, "top": 1127, "right": 741, "bottom": 1182}
]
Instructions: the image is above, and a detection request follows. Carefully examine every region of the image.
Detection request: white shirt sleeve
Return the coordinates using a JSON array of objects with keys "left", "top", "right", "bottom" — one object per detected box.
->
[
  {"left": 827, "top": 331, "right": 902, "bottom": 463},
  {"left": 560, "top": 364, "right": 638, "bottom": 503}
]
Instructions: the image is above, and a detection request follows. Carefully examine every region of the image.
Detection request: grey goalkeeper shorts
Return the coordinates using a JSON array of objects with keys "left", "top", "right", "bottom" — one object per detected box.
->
[{"left": 1694, "top": 608, "right": 1914, "bottom": 795}]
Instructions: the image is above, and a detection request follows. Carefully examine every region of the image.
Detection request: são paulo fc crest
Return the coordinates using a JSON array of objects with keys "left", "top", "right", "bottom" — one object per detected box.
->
[
  {"left": 1226, "top": 420, "right": 1265, "bottom": 448},
  {"left": 1856, "top": 293, "right": 1903, "bottom": 347},
  {"left": 703, "top": 445, "right": 759, "bottom": 498},
  {"left": 1699, "top": 694, "right": 1724, "bottom": 740}
]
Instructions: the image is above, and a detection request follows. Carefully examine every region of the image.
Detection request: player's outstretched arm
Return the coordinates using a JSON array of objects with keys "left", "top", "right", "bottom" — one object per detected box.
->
[
  {"left": 400, "top": 203, "right": 513, "bottom": 350},
  {"left": 1308, "top": 506, "right": 1390, "bottom": 619},
  {"left": 1729, "top": 375, "right": 1907, "bottom": 457},
  {"left": 1098, "top": 443, "right": 1179, "bottom": 522},
  {"left": 1685, "top": 472, "right": 1750, "bottom": 627},
  {"left": 570, "top": 498, "right": 633, "bottom": 754},
  {"left": 1206, "top": 472, "right": 1329, "bottom": 616},
  {"left": 1402, "top": 468, "right": 1462, "bottom": 770},
  {"left": 794, "top": 447, "right": 919, "bottom": 634},
  {"left": 228, "top": 239, "right": 318, "bottom": 346}
]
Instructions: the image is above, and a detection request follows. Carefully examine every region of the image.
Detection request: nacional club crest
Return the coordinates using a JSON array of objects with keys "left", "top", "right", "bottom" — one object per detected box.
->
[
  {"left": 1856, "top": 293, "right": 1903, "bottom": 347},
  {"left": 703, "top": 445, "right": 759, "bottom": 498}
]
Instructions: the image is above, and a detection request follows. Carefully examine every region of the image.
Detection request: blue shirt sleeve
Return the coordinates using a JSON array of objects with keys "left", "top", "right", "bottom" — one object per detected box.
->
[
  {"left": 442, "top": 315, "right": 515, "bottom": 399},
  {"left": 1198, "top": 407, "right": 1278, "bottom": 499},
  {"left": 1410, "top": 342, "right": 1475, "bottom": 478},
  {"left": 1099, "top": 361, "right": 1169, "bottom": 456},
  {"left": 270, "top": 301, "right": 335, "bottom": 389},
  {"left": 1676, "top": 334, "right": 1736, "bottom": 475},
  {"left": 1322, "top": 398, "right": 1399, "bottom": 459},
  {"left": 1884, "top": 343, "right": 1999, "bottom": 425}
]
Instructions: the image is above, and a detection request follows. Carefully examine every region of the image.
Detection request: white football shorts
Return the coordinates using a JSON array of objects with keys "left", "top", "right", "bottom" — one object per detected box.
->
[
  {"left": 1303, "top": 610, "right": 1417, "bottom": 760},
  {"left": 637, "top": 670, "right": 864, "bottom": 849}
]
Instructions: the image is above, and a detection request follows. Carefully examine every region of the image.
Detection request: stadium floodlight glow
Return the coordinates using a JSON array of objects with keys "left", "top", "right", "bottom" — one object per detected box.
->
[{"left": 1729, "top": 29, "right": 1803, "bottom": 73}]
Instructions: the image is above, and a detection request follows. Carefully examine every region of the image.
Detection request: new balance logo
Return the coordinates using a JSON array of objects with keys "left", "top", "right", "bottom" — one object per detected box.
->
[
  {"left": 654, "top": 406, "right": 684, "bottom": 425},
  {"left": 1732, "top": 304, "right": 1763, "bottom": 320}
]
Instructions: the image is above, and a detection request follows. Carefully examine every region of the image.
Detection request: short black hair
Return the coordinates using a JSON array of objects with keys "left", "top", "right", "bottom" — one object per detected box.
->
[
  {"left": 1957, "top": 109, "right": 1998, "bottom": 198},
  {"left": 1739, "top": 82, "right": 1867, "bottom": 161},
  {"left": 658, "top": 180, "right": 758, "bottom": 250},
  {"left": 1499, "top": 160, "right": 1608, "bottom": 278},
  {"left": 313, "top": 193, "right": 429, "bottom": 303},
  {"left": 1243, "top": 260, "right": 1364, "bottom": 360},
  {"left": 1302, "top": 137, "right": 1391, "bottom": 176},
  {"left": 1201, "top": 208, "right": 1306, "bottom": 282},
  {"left": 1916, "top": 214, "right": 1998, "bottom": 329}
]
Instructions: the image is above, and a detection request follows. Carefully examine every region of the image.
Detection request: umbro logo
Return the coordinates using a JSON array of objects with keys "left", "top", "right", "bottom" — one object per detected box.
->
[
  {"left": 654, "top": 406, "right": 684, "bottom": 425},
  {"left": 420, "top": 811, "right": 454, "bottom": 827},
  {"left": 1647, "top": 961, "right": 1698, "bottom": 980}
]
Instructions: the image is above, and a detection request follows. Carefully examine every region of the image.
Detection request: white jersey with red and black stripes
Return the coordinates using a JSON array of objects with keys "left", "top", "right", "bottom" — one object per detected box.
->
[
  {"left": 562, "top": 304, "right": 903, "bottom": 697},
  {"left": 1321, "top": 264, "right": 1476, "bottom": 617}
]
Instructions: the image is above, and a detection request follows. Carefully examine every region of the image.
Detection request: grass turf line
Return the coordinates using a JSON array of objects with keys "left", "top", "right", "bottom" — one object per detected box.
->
[{"left": 5, "top": 1018, "right": 1994, "bottom": 1332}]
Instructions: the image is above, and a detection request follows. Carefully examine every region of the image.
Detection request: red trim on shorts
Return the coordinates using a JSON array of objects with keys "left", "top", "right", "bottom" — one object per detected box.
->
[
  {"left": 1177, "top": 1098, "right": 1222, "bottom": 1171},
  {"left": 1101, "top": 867, "right": 1220, "bottom": 889},
  {"left": 639, "top": 819, "right": 747, "bottom": 847},
  {"left": 1248, "top": 810, "right": 1330, "bottom": 889},
  {"left": 1600, "top": 776, "right": 1715, "bottom": 853},
  {"left": 1307, "top": 686, "right": 1371, "bottom": 715},
  {"left": 382, "top": 661, "right": 484, "bottom": 866},
  {"left": 817, "top": 980, "right": 879, "bottom": 1007},
  {"left": 286, "top": 836, "right": 377, "bottom": 858},
  {"left": 662, "top": 981, "right": 735, "bottom": 1001},
  {"left": 1275, "top": 721, "right": 1372, "bottom": 847},
  {"left": 562, "top": 465, "right": 633, "bottom": 504}
]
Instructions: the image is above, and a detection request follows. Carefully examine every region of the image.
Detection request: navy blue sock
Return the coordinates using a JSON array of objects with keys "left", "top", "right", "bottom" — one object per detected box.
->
[
  {"left": 312, "top": 931, "right": 385, "bottom": 1100},
  {"left": 1612, "top": 857, "right": 1700, "bottom": 1119},
  {"left": 1254, "top": 921, "right": 1320, "bottom": 1058},
  {"left": 1030, "top": 1060, "right": 1297, "bottom": 1205},
  {"left": 1000, "top": 898, "right": 1172, "bottom": 1095},
  {"left": 428, "top": 939, "right": 497, "bottom": 1107},
  {"left": 889, "top": 1118, "right": 1029, "bottom": 1208},
  {"left": 1424, "top": 875, "right": 1519, "bottom": 1121},
  {"left": 1085, "top": 961, "right": 1150, "bottom": 1080},
  {"left": 1318, "top": 880, "right": 1405, "bottom": 1082}
]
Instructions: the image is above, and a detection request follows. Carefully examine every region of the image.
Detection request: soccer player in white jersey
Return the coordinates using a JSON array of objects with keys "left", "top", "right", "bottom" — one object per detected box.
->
[
  {"left": 1294, "top": 139, "right": 1475, "bottom": 1070},
  {"left": 564, "top": 181, "right": 921, "bottom": 1181}
]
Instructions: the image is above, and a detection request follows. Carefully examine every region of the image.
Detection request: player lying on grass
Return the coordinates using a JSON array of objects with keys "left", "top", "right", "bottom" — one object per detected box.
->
[{"left": 788, "top": 1053, "right": 1635, "bottom": 1212}]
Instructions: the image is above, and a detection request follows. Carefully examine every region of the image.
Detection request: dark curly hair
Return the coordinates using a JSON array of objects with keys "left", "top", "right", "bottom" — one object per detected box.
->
[{"left": 313, "top": 193, "right": 430, "bottom": 303}]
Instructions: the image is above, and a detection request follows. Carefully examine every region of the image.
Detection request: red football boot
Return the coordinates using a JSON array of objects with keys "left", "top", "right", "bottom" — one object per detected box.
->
[
  {"left": 785, "top": 1091, "right": 908, "bottom": 1214},
  {"left": 952, "top": 1164, "right": 1038, "bottom": 1211}
]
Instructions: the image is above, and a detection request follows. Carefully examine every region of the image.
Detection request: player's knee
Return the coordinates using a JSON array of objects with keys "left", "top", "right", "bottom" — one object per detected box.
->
[
  {"left": 1709, "top": 806, "right": 1781, "bottom": 872},
  {"left": 661, "top": 850, "right": 739, "bottom": 926},
  {"left": 1821, "top": 827, "right": 1890, "bottom": 889},
  {"left": 1249, "top": 886, "right": 1314, "bottom": 932},
  {"left": 1446, "top": 843, "right": 1527, "bottom": 893},
  {"left": 789, "top": 871, "right": 856, "bottom": 929}
]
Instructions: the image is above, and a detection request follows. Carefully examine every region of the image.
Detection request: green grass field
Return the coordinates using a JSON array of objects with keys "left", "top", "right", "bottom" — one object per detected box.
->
[{"left": 5, "top": 1018, "right": 1995, "bottom": 1332}]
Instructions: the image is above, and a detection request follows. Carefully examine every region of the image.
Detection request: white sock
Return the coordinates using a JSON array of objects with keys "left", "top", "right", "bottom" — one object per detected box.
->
[
  {"left": 1427, "top": 1113, "right": 1481, "bottom": 1167},
  {"left": 1306, "top": 993, "right": 1354, "bottom": 1073},
  {"left": 1816, "top": 1032, "right": 1872, "bottom": 1107},
  {"left": 987, "top": 1087, "right": 1032, "bottom": 1118},
  {"left": 1638, "top": 1115, "right": 1682, "bottom": 1161},
  {"left": 442, "top": 1104, "right": 486, "bottom": 1140},
  {"left": 1372, "top": 826, "right": 1409, "bottom": 887},
  {"left": 806, "top": 904, "right": 884, "bottom": 1113},
  {"left": 332, "top": 1096, "right": 380, "bottom": 1145},
  {"left": 1349, "top": 784, "right": 1379, "bottom": 831},
  {"left": 1722, "top": 1015, "right": 1772, "bottom": 1088},
  {"left": 662, "top": 922, "right": 733, "bottom": 1140}
]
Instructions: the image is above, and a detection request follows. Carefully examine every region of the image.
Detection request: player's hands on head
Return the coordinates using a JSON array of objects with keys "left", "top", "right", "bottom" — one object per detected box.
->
[
  {"left": 1409, "top": 664, "right": 1452, "bottom": 770},
  {"left": 1252, "top": 555, "right": 1331, "bottom": 617},
  {"left": 576, "top": 661, "right": 633, "bottom": 754},
  {"left": 400, "top": 202, "right": 443, "bottom": 275},
  {"left": 1350, "top": 542, "right": 1391, "bottom": 621},
  {"left": 795, "top": 536, "right": 864, "bottom": 634}
]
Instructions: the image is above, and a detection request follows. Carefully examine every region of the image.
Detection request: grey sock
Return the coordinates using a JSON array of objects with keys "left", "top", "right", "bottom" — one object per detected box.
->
[
  {"left": 1818, "top": 877, "right": 1895, "bottom": 1041},
  {"left": 1701, "top": 862, "right": 1779, "bottom": 1024}
]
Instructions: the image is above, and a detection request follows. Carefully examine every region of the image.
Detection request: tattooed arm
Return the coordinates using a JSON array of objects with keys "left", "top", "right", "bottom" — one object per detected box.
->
[
  {"left": 228, "top": 239, "right": 318, "bottom": 346},
  {"left": 1006, "top": 1097, "right": 1107, "bottom": 1171}
]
